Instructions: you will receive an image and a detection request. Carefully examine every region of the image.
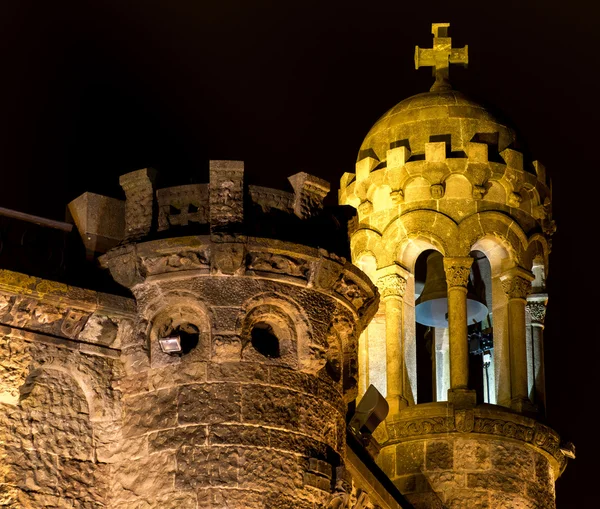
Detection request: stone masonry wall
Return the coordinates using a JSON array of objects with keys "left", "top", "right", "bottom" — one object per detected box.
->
[
  {"left": 110, "top": 273, "right": 355, "bottom": 508},
  {"left": 379, "top": 436, "right": 556, "bottom": 509}
]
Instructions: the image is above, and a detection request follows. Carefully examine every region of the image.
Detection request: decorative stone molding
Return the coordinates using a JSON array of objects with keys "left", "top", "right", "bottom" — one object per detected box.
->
[
  {"left": 382, "top": 403, "right": 568, "bottom": 476},
  {"left": 288, "top": 172, "right": 330, "bottom": 219},
  {"left": 119, "top": 167, "right": 157, "bottom": 242},
  {"left": 443, "top": 257, "right": 473, "bottom": 288},
  {"left": 526, "top": 300, "right": 547, "bottom": 325},
  {"left": 375, "top": 274, "right": 407, "bottom": 300},
  {"left": 500, "top": 268, "right": 534, "bottom": 300},
  {"left": 209, "top": 160, "right": 245, "bottom": 235}
]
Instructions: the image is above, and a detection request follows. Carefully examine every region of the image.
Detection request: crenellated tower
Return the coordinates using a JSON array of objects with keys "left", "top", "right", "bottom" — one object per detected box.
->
[{"left": 340, "top": 23, "right": 572, "bottom": 508}]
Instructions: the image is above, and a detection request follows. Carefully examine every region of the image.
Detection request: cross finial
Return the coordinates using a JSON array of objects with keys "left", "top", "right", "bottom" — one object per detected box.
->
[{"left": 414, "top": 23, "right": 468, "bottom": 92}]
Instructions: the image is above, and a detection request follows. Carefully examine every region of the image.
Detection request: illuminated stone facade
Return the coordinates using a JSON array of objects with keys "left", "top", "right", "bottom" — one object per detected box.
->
[
  {"left": 339, "top": 23, "right": 570, "bottom": 508},
  {"left": 0, "top": 22, "right": 572, "bottom": 509}
]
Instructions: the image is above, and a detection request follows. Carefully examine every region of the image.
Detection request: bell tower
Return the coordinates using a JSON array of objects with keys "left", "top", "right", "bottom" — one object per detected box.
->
[{"left": 340, "top": 23, "right": 572, "bottom": 508}]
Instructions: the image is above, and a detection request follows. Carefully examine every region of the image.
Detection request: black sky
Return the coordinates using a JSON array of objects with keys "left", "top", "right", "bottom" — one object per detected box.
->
[{"left": 1, "top": 1, "right": 596, "bottom": 505}]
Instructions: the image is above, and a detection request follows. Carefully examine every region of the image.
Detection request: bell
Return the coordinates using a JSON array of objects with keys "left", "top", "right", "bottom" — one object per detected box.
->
[{"left": 415, "top": 252, "right": 488, "bottom": 328}]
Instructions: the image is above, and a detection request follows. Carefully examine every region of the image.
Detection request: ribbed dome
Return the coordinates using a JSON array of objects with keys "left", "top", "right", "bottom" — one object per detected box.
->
[{"left": 358, "top": 90, "right": 516, "bottom": 163}]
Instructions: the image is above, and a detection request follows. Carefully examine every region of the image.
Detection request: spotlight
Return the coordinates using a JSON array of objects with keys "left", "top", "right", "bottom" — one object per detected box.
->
[
  {"left": 349, "top": 384, "right": 389, "bottom": 435},
  {"left": 158, "top": 336, "right": 182, "bottom": 354}
]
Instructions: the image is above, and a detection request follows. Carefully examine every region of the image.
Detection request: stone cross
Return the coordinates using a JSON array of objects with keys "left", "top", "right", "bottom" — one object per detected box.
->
[{"left": 414, "top": 23, "right": 468, "bottom": 91}]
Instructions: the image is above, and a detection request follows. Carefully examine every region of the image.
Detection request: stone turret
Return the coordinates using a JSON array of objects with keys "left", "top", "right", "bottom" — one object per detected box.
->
[
  {"left": 340, "top": 24, "right": 571, "bottom": 508},
  {"left": 90, "top": 161, "right": 379, "bottom": 507}
]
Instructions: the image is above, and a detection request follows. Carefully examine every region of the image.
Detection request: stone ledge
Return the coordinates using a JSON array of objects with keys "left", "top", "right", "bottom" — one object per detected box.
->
[{"left": 376, "top": 402, "right": 568, "bottom": 478}]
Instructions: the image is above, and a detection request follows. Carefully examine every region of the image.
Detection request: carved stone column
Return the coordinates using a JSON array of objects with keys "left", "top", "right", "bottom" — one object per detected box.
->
[
  {"left": 500, "top": 268, "right": 534, "bottom": 412},
  {"left": 376, "top": 272, "right": 408, "bottom": 417},
  {"left": 443, "top": 257, "right": 475, "bottom": 406},
  {"left": 527, "top": 295, "right": 548, "bottom": 415}
]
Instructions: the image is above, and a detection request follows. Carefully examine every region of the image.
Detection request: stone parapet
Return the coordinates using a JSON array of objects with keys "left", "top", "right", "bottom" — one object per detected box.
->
[{"left": 374, "top": 402, "right": 570, "bottom": 509}]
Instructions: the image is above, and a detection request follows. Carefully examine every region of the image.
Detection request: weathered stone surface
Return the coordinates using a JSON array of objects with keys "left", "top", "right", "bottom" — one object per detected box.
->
[
  {"left": 176, "top": 446, "right": 239, "bottom": 488},
  {"left": 426, "top": 440, "right": 454, "bottom": 471},
  {"left": 122, "top": 388, "right": 178, "bottom": 436},
  {"left": 454, "top": 439, "right": 491, "bottom": 471},
  {"left": 178, "top": 383, "right": 241, "bottom": 424}
]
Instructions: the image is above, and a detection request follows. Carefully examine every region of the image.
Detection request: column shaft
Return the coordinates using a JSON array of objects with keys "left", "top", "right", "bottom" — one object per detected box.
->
[
  {"left": 376, "top": 273, "right": 408, "bottom": 417},
  {"left": 443, "top": 257, "right": 474, "bottom": 395},
  {"left": 447, "top": 286, "right": 469, "bottom": 389}
]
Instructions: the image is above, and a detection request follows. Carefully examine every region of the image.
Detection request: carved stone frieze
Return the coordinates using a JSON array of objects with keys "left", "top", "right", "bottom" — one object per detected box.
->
[
  {"left": 119, "top": 168, "right": 157, "bottom": 242},
  {"left": 376, "top": 274, "right": 406, "bottom": 300},
  {"left": 288, "top": 172, "right": 330, "bottom": 219},
  {"left": 140, "top": 250, "right": 210, "bottom": 275},
  {"left": 156, "top": 184, "right": 208, "bottom": 231},
  {"left": 209, "top": 161, "right": 244, "bottom": 233},
  {"left": 247, "top": 252, "right": 310, "bottom": 279},
  {"left": 334, "top": 275, "right": 367, "bottom": 309},
  {"left": 443, "top": 257, "right": 473, "bottom": 288}
]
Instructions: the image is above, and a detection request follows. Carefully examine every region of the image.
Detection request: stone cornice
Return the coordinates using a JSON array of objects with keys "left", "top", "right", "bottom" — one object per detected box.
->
[
  {"left": 0, "top": 268, "right": 135, "bottom": 348},
  {"left": 99, "top": 235, "right": 380, "bottom": 327},
  {"left": 376, "top": 402, "right": 568, "bottom": 478}
]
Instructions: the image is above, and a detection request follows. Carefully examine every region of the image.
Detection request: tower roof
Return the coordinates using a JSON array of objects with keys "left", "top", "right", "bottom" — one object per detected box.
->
[
  {"left": 358, "top": 89, "right": 517, "bottom": 164},
  {"left": 358, "top": 23, "right": 516, "bottom": 165}
]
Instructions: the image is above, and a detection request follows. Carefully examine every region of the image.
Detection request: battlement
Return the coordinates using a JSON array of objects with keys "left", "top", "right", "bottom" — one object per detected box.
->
[{"left": 70, "top": 161, "right": 355, "bottom": 259}]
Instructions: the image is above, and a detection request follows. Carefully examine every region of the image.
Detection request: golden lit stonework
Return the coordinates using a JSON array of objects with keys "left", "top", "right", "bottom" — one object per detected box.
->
[
  {"left": 414, "top": 22, "right": 468, "bottom": 91},
  {"left": 342, "top": 22, "right": 568, "bottom": 509}
]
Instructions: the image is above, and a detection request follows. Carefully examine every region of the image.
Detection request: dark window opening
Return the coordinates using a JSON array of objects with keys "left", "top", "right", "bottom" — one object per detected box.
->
[
  {"left": 176, "top": 323, "right": 199, "bottom": 354},
  {"left": 251, "top": 321, "right": 280, "bottom": 358}
]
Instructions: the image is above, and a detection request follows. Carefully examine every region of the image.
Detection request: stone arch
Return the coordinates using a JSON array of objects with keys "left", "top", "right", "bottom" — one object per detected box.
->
[
  {"left": 351, "top": 227, "right": 387, "bottom": 270},
  {"left": 524, "top": 234, "right": 550, "bottom": 274},
  {"left": 458, "top": 211, "right": 528, "bottom": 272},
  {"left": 146, "top": 291, "right": 212, "bottom": 364},
  {"left": 238, "top": 292, "right": 320, "bottom": 373},
  {"left": 25, "top": 352, "right": 116, "bottom": 422},
  {"left": 403, "top": 176, "right": 431, "bottom": 202},
  {"left": 382, "top": 210, "right": 459, "bottom": 269}
]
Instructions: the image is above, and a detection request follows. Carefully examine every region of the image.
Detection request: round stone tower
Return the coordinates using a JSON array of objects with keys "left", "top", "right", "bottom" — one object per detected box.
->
[
  {"left": 100, "top": 162, "right": 378, "bottom": 508},
  {"left": 339, "top": 23, "right": 572, "bottom": 508}
]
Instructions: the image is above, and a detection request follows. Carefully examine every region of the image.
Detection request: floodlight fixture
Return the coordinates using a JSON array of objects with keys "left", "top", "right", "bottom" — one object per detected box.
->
[{"left": 158, "top": 335, "right": 182, "bottom": 354}]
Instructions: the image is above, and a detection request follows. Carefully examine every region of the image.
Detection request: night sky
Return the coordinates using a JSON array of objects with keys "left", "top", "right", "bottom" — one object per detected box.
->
[{"left": 1, "top": 1, "right": 596, "bottom": 505}]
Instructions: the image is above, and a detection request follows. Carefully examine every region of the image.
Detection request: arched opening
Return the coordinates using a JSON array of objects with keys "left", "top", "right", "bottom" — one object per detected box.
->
[
  {"left": 467, "top": 250, "right": 495, "bottom": 404},
  {"left": 250, "top": 321, "right": 281, "bottom": 358},
  {"left": 413, "top": 249, "right": 494, "bottom": 403}
]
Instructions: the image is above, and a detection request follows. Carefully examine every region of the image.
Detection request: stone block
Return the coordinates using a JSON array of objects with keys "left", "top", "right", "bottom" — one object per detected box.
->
[
  {"left": 241, "top": 385, "right": 300, "bottom": 429},
  {"left": 427, "top": 471, "right": 466, "bottom": 492},
  {"left": 426, "top": 440, "right": 453, "bottom": 471},
  {"left": 207, "top": 361, "right": 268, "bottom": 383},
  {"left": 110, "top": 451, "right": 176, "bottom": 501},
  {"left": 387, "top": 146, "right": 411, "bottom": 168},
  {"left": 425, "top": 141, "right": 447, "bottom": 162},
  {"left": 238, "top": 448, "right": 300, "bottom": 491},
  {"left": 149, "top": 361, "right": 207, "bottom": 391},
  {"left": 491, "top": 443, "right": 534, "bottom": 481},
  {"left": 396, "top": 441, "right": 425, "bottom": 474},
  {"left": 68, "top": 192, "right": 125, "bottom": 255},
  {"left": 454, "top": 439, "right": 491, "bottom": 471},
  {"left": 393, "top": 473, "right": 431, "bottom": 494},
  {"left": 176, "top": 446, "right": 239, "bottom": 489},
  {"left": 489, "top": 491, "right": 538, "bottom": 509},
  {"left": 148, "top": 425, "right": 207, "bottom": 453},
  {"left": 208, "top": 423, "right": 269, "bottom": 447},
  {"left": 178, "top": 383, "right": 241, "bottom": 425},
  {"left": 122, "top": 388, "right": 178, "bottom": 437},
  {"left": 269, "top": 428, "right": 327, "bottom": 457},
  {"left": 444, "top": 489, "right": 490, "bottom": 509},
  {"left": 467, "top": 472, "right": 525, "bottom": 494},
  {"left": 209, "top": 160, "right": 244, "bottom": 234}
]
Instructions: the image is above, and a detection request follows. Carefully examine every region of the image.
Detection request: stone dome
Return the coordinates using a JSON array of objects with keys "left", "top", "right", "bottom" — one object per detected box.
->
[{"left": 358, "top": 89, "right": 517, "bottom": 164}]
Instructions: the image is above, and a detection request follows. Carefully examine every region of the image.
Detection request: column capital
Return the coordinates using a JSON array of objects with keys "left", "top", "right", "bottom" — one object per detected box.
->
[
  {"left": 443, "top": 257, "right": 473, "bottom": 289},
  {"left": 376, "top": 273, "right": 407, "bottom": 300},
  {"left": 500, "top": 267, "right": 534, "bottom": 300},
  {"left": 526, "top": 297, "right": 548, "bottom": 326}
]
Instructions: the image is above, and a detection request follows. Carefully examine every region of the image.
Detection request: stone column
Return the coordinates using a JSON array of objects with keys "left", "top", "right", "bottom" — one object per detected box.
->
[
  {"left": 377, "top": 272, "right": 408, "bottom": 417},
  {"left": 500, "top": 268, "right": 534, "bottom": 412},
  {"left": 527, "top": 295, "right": 548, "bottom": 415},
  {"left": 443, "top": 257, "right": 475, "bottom": 406}
]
